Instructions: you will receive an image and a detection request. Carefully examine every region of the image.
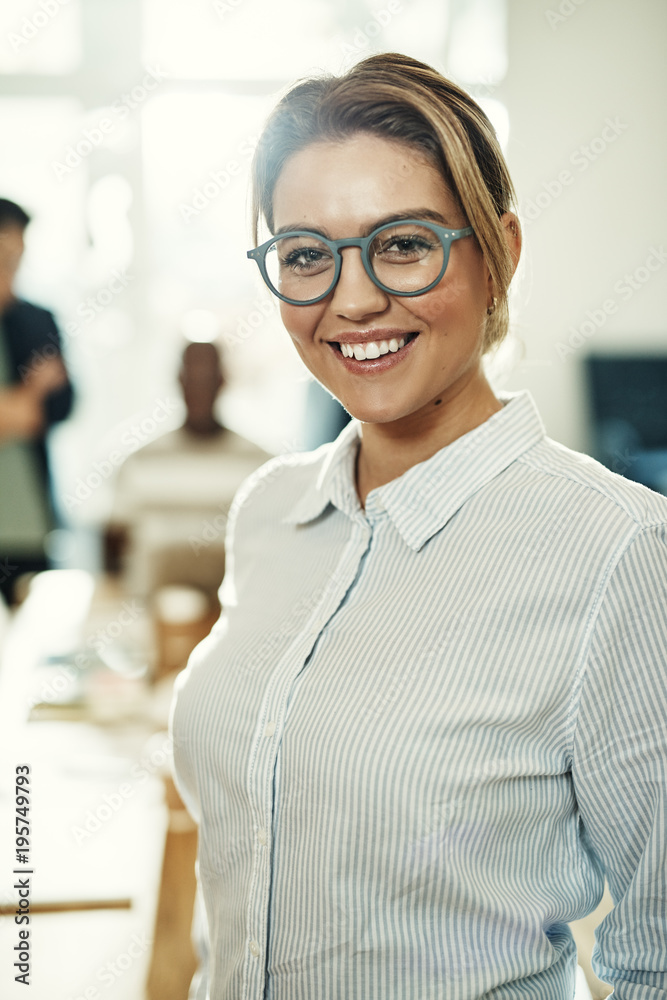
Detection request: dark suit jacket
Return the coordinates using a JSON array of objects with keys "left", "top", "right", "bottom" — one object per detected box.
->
[{"left": 1, "top": 298, "right": 74, "bottom": 533}]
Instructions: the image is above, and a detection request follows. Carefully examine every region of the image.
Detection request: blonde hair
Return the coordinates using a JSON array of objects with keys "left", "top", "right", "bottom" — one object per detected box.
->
[{"left": 251, "top": 52, "right": 519, "bottom": 352}]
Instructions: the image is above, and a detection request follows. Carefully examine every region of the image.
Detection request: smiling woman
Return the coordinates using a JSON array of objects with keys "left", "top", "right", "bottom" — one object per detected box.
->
[
  {"left": 170, "top": 52, "right": 667, "bottom": 1000},
  {"left": 262, "top": 132, "right": 513, "bottom": 496}
]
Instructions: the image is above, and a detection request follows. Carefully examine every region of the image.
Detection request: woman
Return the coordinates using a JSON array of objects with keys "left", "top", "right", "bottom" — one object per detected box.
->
[{"left": 171, "top": 53, "right": 667, "bottom": 1000}]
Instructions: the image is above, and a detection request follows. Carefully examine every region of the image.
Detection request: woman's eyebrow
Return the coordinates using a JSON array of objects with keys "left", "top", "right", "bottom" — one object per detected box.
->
[
  {"left": 272, "top": 209, "right": 458, "bottom": 240},
  {"left": 370, "top": 209, "right": 455, "bottom": 231},
  {"left": 273, "top": 224, "right": 332, "bottom": 237}
]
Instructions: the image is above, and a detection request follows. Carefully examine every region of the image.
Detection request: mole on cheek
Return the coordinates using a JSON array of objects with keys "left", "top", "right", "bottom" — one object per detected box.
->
[{"left": 434, "top": 399, "right": 442, "bottom": 406}]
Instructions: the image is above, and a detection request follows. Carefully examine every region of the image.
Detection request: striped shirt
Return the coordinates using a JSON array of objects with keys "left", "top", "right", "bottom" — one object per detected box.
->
[{"left": 170, "top": 390, "right": 667, "bottom": 1000}]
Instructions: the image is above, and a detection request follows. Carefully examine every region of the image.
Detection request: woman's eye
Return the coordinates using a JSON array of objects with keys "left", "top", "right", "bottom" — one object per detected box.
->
[
  {"left": 375, "top": 234, "right": 437, "bottom": 258},
  {"left": 284, "top": 248, "right": 320, "bottom": 266},
  {"left": 280, "top": 246, "right": 331, "bottom": 271}
]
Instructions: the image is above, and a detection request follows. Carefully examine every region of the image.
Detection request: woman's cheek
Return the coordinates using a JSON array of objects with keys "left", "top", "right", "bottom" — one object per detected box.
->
[
  {"left": 416, "top": 273, "right": 487, "bottom": 329},
  {"left": 279, "top": 301, "right": 322, "bottom": 345}
]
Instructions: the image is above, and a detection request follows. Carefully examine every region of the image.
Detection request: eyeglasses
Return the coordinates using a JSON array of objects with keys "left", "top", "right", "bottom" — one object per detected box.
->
[{"left": 246, "top": 218, "right": 474, "bottom": 306}]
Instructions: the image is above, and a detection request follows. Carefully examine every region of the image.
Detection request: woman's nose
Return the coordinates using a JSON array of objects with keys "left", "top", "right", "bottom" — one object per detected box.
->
[{"left": 329, "top": 247, "right": 389, "bottom": 319}]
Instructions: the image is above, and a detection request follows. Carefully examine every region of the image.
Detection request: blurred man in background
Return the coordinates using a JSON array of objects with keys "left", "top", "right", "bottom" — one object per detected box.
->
[
  {"left": 0, "top": 198, "right": 74, "bottom": 604},
  {"left": 107, "top": 340, "right": 270, "bottom": 603}
]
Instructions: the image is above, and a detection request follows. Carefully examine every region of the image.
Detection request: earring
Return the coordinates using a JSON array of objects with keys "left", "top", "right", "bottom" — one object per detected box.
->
[{"left": 486, "top": 297, "right": 497, "bottom": 316}]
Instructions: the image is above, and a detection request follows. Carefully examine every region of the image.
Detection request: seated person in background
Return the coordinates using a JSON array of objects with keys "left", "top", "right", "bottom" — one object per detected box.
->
[
  {"left": 106, "top": 340, "right": 270, "bottom": 603},
  {"left": 0, "top": 198, "right": 73, "bottom": 605}
]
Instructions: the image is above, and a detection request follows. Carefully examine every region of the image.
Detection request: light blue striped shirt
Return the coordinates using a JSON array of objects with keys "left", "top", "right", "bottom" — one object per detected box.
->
[{"left": 171, "top": 390, "right": 667, "bottom": 1000}]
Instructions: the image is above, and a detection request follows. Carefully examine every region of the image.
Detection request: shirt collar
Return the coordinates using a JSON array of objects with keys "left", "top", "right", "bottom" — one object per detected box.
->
[{"left": 283, "top": 390, "right": 546, "bottom": 551}]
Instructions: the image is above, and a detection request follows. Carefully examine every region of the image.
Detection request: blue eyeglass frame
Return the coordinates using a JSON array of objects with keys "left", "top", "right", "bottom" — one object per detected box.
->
[{"left": 246, "top": 219, "right": 475, "bottom": 305}]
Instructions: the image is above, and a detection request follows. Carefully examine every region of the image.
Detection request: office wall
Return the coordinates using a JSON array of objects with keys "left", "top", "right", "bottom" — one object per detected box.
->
[{"left": 497, "top": 0, "right": 667, "bottom": 452}]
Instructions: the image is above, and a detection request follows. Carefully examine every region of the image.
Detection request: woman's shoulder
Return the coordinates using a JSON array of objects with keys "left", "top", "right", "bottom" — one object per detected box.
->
[
  {"left": 520, "top": 434, "right": 667, "bottom": 530},
  {"left": 227, "top": 439, "right": 334, "bottom": 526}
]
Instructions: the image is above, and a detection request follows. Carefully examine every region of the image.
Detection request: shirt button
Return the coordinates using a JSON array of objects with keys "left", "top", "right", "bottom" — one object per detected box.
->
[
  {"left": 257, "top": 828, "right": 267, "bottom": 846},
  {"left": 264, "top": 721, "right": 276, "bottom": 737},
  {"left": 249, "top": 940, "right": 260, "bottom": 958}
]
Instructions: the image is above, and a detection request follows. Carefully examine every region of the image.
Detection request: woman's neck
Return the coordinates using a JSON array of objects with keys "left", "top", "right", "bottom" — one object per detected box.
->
[{"left": 355, "top": 371, "right": 502, "bottom": 509}]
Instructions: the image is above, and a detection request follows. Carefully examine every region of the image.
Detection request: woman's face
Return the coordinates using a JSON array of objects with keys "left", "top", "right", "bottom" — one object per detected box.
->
[{"left": 271, "top": 132, "right": 494, "bottom": 427}]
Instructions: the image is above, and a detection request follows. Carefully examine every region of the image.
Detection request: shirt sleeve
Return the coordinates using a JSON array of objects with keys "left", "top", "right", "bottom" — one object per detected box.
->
[
  {"left": 38, "top": 310, "right": 74, "bottom": 427},
  {"left": 572, "top": 523, "right": 667, "bottom": 998},
  {"left": 9, "top": 302, "right": 74, "bottom": 427},
  {"left": 188, "top": 882, "right": 210, "bottom": 1000}
]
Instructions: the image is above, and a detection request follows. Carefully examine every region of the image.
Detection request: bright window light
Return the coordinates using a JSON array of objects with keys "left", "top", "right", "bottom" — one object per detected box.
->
[
  {"left": 447, "top": 0, "right": 507, "bottom": 86},
  {"left": 0, "top": 97, "right": 85, "bottom": 315},
  {"left": 479, "top": 97, "right": 510, "bottom": 151},
  {"left": 181, "top": 309, "right": 220, "bottom": 343},
  {"left": 0, "top": 0, "right": 82, "bottom": 75},
  {"left": 142, "top": 0, "right": 465, "bottom": 81},
  {"left": 87, "top": 174, "right": 134, "bottom": 283},
  {"left": 143, "top": 0, "right": 337, "bottom": 80}
]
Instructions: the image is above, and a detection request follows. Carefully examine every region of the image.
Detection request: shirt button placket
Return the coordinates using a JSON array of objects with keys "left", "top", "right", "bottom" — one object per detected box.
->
[
  {"left": 245, "top": 709, "right": 278, "bottom": 997},
  {"left": 245, "top": 523, "right": 371, "bottom": 998}
]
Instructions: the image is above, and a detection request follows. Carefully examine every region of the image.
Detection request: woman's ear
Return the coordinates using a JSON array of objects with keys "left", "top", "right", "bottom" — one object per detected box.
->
[
  {"left": 486, "top": 212, "right": 521, "bottom": 310},
  {"left": 500, "top": 211, "right": 522, "bottom": 275}
]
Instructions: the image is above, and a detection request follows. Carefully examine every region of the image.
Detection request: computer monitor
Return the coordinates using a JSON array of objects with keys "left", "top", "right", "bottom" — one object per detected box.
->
[{"left": 584, "top": 353, "right": 667, "bottom": 495}]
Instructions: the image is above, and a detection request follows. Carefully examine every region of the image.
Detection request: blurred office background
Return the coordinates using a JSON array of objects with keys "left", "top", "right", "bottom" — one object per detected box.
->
[
  {"left": 1, "top": 0, "right": 666, "bottom": 551},
  {"left": 0, "top": 1, "right": 664, "bottom": 998}
]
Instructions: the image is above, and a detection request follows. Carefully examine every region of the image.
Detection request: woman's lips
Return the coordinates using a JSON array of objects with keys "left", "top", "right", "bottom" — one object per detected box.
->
[{"left": 328, "top": 332, "right": 420, "bottom": 373}]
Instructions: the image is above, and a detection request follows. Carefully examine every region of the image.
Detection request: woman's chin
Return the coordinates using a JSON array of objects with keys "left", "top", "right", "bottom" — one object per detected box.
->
[{"left": 337, "top": 399, "right": 415, "bottom": 426}]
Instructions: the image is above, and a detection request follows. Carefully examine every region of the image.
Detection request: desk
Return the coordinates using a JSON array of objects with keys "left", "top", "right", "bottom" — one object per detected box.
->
[{"left": 0, "top": 572, "right": 171, "bottom": 1000}]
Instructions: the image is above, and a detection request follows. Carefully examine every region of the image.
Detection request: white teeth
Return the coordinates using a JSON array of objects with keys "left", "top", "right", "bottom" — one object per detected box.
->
[{"left": 339, "top": 335, "right": 412, "bottom": 360}]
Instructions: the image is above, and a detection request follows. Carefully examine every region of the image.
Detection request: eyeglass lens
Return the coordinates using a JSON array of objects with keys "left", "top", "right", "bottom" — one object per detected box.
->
[{"left": 264, "top": 222, "right": 446, "bottom": 301}]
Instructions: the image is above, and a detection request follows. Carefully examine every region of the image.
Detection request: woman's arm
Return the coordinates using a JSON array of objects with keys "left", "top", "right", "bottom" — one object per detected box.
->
[{"left": 572, "top": 522, "right": 667, "bottom": 999}]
